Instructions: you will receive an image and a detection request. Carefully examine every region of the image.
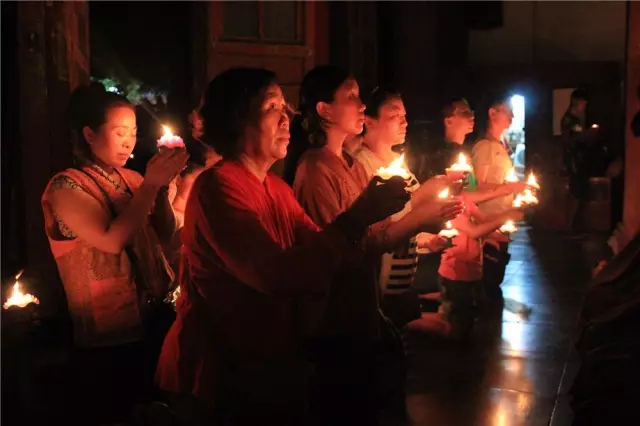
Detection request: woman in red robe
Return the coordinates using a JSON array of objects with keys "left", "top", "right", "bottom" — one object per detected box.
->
[{"left": 156, "top": 68, "right": 409, "bottom": 425}]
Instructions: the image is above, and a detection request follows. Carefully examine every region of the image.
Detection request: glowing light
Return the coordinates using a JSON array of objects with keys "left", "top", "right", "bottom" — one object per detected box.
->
[
  {"left": 438, "top": 221, "right": 459, "bottom": 239},
  {"left": 3, "top": 271, "right": 39, "bottom": 309},
  {"left": 526, "top": 172, "right": 539, "bottom": 189},
  {"left": 157, "top": 125, "right": 185, "bottom": 148},
  {"left": 447, "top": 152, "right": 473, "bottom": 173},
  {"left": 505, "top": 168, "right": 519, "bottom": 183},
  {"left": 438, "top": 188, "right": 450, "bottom": 199},
  {"left": 376, "top": 154, "right": 410, "bottom": 180},
  {"left": 500, "top": 220, "right": 518, "bottom": 234}
]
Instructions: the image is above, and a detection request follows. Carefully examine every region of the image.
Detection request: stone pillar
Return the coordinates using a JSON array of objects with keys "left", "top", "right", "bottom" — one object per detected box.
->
[{"left": 623, "top": 0, "right": 640, "bottom": 236}]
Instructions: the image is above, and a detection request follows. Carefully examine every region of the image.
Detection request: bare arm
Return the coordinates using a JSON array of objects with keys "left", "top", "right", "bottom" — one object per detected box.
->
[
  {"left": 150, "top": 187, "right": 177, "bottom": 243},
  {"left": 50, "top": 182, "right": 160, "bottom": 254}
]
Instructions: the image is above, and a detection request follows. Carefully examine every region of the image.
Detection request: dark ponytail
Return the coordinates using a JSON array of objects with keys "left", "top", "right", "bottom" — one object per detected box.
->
[
  {"left": 283, "top": 65, "right": 351, "bottom": 186},
  {"left": 68, "top": 83, "right": 133, "bottom": 165}
]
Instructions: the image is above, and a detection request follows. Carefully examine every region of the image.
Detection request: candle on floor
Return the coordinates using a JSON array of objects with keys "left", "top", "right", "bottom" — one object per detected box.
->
[{"left": 3, "top": 271, "right": 39, "bottom": 310}]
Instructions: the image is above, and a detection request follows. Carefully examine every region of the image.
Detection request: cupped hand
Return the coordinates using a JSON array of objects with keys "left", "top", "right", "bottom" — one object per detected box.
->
[
  {"left": 413, "top": 197, "right": 464, "bottom": 230},
  {"left": 144, "top": 148, "right": 189, "bottom": 188},
  {"left": 349, "top": 175, "right": 410, "bottom": 226}
]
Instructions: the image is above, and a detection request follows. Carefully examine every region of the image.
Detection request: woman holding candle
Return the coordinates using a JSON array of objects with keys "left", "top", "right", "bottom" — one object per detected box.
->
[
  {"left": 41, "top": 84, "right": 188, "bottom": 424},
  {"left": 289, "top": 66, "right": 463, "bottom": 425},
  {"left": 155, "top": 68, "right": 410, "bottom": 425}
]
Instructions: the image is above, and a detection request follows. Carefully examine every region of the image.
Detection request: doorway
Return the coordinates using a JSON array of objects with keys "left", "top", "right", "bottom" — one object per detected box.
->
[{"left": 506, "top": 94, "right": 526, "bottom": 179}]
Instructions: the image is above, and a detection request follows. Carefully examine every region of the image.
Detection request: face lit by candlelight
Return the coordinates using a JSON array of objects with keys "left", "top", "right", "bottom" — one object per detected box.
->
[
  {"left": 445, "top": 100, "right": 475, "bottom": 138},
  {"left": 246, "top": 83, "right": 290, "bottom": 161},
  {"left": 83, "top": 106, "right": 137, "bottom": 167},
  {"left": 365, "top": 97, "right": 408, "bottom": 146},
  {"left": 489, "top": 101, "right": 514, "bottom": 133},
  {"left": 317, "top": 78, "right": 365, "bottom": 135}
]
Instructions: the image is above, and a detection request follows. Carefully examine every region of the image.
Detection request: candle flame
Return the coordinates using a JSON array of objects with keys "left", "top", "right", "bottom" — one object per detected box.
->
[
  {"left": 376, "top": 154, "right": 410, "bottom": 179},
  {"left": 3, "top": 271, "right": 39, "bottom": 309},
  {"left": 447, "top": 153, "right": 473, "bottom": 172},
  {"left": 162, "top": 125, "right": 173, "bottom": 137},
  {"left": 526, "top": 172, "right": 539, "bottom": 189},
  {"left": 505, "top": 168, "right": 519, "bottom": 183},
  {"left": 438, "top": 220, "right": 459, "bottom": 239},
  {"left": 438, "top": 188, "right": 450, "bottom": 199},
  {"left": 500, "top": 220, "right": 518, "bottom": 234}
]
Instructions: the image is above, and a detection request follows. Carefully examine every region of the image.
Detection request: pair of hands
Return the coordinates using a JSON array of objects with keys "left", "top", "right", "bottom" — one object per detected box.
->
[
  {"left": 144, "top": 148, "right": 190, "bottom": 189},
  {"left": 350, "top": 175, "right": 464, "bottom": 229}
]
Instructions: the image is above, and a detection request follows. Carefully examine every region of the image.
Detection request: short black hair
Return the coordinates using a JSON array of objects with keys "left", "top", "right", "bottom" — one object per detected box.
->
[
  {"left": 68, "top": 84, "right": 133, "bottom": 164},
  {"left": 441, "top": 97, "right": 470, "bottom": 119},
  {"left": 200, "top": 68, "right": 276, "bottom": 158},
  {"left": 365, "top": 86, "right": 402, "bottom": 118}
]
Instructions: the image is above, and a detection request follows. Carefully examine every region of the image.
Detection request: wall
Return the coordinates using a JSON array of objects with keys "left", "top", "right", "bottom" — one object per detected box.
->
[
  {"left": 624, "top": 1, "right": 640, "bottom": 237},
  {"left": 469, "top": 1, "right": 627, "bottom": 64}
]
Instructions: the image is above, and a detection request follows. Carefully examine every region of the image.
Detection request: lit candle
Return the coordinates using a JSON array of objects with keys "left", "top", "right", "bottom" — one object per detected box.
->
[
  {"left": 505, "top": 168, "right": 519, "bottom": 183},
  {"left": 446, "top": 153, "right": 473, "bottom": 174},
  {"left": 129, "top": 154, "right": 134, "bottom": 159},
  {"left": 438, "top": 188, "right": 451, "bottom": 199},
  {"left": 591, "top": 124, "right": 599, "bottom": 129},
  {"left": 499, "top": 220, "right": 518, "bottom": 234},
  {"left": 376, "top": 154, "right": 411, "bottom": 180},
  {"left": 170, "top": 286, "right": 181, "bottom": 307},
  {"left": 513, "top": 189, "right": 539, "bottom": 206},
  {"left": 3, "top": 271, "right": 39, "bottom": 310},
  {"left": 438, "top": 221, "right": 459, "bottom": 239},
  {"left": 157, "top": 125, "right": 185, "bottom": 149},
  {"left": 526, "top": 172, "right": 540, "bottom": 189}
]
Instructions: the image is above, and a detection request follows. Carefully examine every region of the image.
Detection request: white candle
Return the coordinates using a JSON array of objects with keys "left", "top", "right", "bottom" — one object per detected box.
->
[
  {"left": 157, "top": 125, "right": 185, "bottom": 149},
  {"left": 376, "top": 154, "right": 411, "bottom": 180},
  {"left": 438, "top": 221, "right": 459, "bottom": 239},
  {"left": 500, "top": 220, "right": 518, "bottom": 234},
  {"left": 3, "top": 271, "right": 39, "bottom": 310}
]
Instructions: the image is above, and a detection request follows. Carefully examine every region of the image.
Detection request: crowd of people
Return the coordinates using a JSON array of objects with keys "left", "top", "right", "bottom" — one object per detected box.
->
[{"left": 43, "top": 66, "right": 541, "bottom": 425}]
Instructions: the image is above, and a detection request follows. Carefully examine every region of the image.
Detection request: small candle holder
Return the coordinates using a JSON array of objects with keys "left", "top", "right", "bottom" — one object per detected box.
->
[
  {"left": 157, "top": 125, "right": 185, "bottom": 149},
  {"left": 376, "top": 154, "right": 411, "bottom": 180}
]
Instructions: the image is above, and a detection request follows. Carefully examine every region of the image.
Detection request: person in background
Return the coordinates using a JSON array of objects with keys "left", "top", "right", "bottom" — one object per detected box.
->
[
  {"left": 41, "top": 85, "right": 188, "bottom": 424},
  {"left": 353, "top": 86, "right": 453, "bottom": 329},
  {"left": 561, "top": 89, "right": 599, "bottom": 235},
  {"left": 290, "top": 66, "right": 463, "bottom": 425},
  {"left": 420, "top": 97, "right": 475, "bottom": 182},
  {"left": 156, "top": 68, "right": 410, "bottom": 425},
  {"left": 471, "top": 97, "right": 525, "bottom": 299}
]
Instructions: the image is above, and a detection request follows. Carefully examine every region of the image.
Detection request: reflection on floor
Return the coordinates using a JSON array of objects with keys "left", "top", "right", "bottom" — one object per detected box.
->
[{"left": 404, "top": 228, "right": 592, "bottom": 426}]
